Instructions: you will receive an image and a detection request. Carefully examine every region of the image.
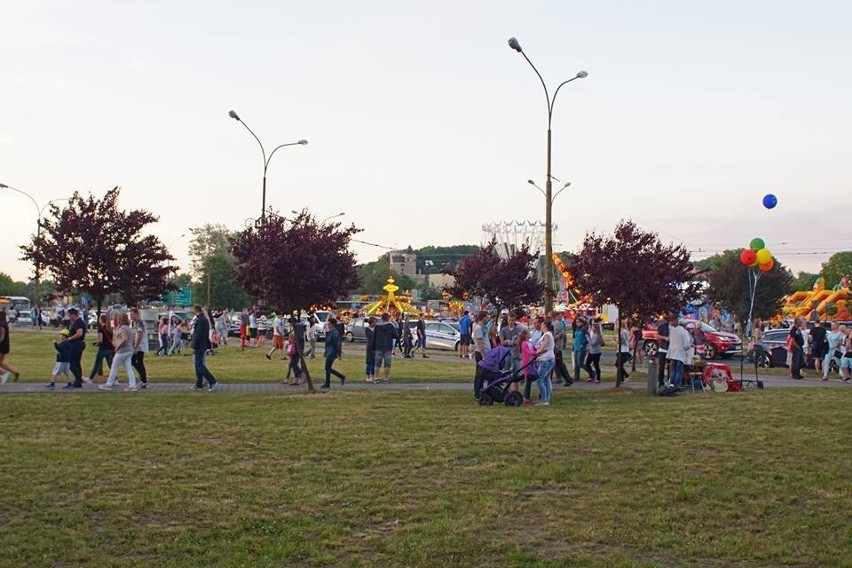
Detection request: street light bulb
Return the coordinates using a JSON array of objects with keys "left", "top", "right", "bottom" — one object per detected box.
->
[
  {"left": 508, "top": 37, "right": 522, "bottom": 53},
  {"left": 298, "top": 139, "right": 308, "bottom": 145},
  {"left": 527, "top": 180, "right": 535, "bottom": 185},
  {"left": 0, "top": 183, "right": 8, "bottom": 188},
  {"left": 228, "top": 110, "right": 240, "bottom": 121},
  {"left": 576, "top": 71, "right": 588, "bottom": 78}
]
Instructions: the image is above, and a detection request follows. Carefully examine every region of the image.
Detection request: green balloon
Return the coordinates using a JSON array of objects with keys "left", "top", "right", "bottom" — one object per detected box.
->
[{"left": 750, "top": 238, "right": 765, "bottom": 251}]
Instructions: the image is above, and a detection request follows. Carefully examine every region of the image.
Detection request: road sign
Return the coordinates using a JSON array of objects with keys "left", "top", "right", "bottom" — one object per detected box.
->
[{"left": 163, "top": 288, "right": 192, "bottom": 306}]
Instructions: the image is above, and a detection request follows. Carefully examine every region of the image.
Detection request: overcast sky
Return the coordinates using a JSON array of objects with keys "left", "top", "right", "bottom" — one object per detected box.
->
[{"left": 2, "top": 0, "right": 851, "bottom": 283}]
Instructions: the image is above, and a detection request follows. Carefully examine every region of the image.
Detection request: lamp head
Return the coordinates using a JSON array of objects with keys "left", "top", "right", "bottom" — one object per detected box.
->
[
  {"left": 0, "top": 183, "right": 8, "bottom": 188},
  {"left": 576, "top": 71, "right": 588, "bottom": 78},
  {"left": 508, "top": 37, "right": 522, "bottom": 53},
  {"left": 527, "top": 180, "right": 535, "bottom": 185},
  {"left": 228, "top": 110, "right": 240, "bottom": 121},
  {"left": 298, "top": 139, "right": 308, "bottom": 145}
]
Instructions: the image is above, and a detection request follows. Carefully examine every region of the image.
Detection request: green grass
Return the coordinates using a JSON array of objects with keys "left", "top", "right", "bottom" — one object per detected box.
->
[
  {"left": 0, "top": 388, "right": 850, "bottom": 567},
  {"left": 3, "top": 329, "right": 473, "bottom": 383}
]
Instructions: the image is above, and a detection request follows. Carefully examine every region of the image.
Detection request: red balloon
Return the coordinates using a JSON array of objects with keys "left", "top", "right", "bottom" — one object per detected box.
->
[
  {"left": 759, "top": 258, "right": 775, "bottom": 272},
  {"left": 741, "top": 249, "right": 757, "bottom": 266}
]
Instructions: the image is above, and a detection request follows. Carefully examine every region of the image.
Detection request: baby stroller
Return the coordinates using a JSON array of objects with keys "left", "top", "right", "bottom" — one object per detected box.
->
[{"left": 476, "top": 346, "right": 537, "bottom": 407}]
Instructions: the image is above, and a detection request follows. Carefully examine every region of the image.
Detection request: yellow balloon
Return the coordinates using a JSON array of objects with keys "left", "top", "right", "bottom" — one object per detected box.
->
[{"left": 755, "top": 248, "right": 771, "bottom": 265}]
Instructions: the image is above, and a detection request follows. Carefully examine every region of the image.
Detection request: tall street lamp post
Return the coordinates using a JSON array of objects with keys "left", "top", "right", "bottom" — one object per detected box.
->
[
  {"left": 0, "top": 183, "right": 69, "bottom": 282},
  {"left": 228, "top": 110, "right": 307, "bottom": 225},
  {"left": 508, "top": 37, "right": 587, "bottom": 313}
]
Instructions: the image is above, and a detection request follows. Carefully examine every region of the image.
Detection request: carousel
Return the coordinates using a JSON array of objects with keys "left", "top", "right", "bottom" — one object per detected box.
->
[{"left": 364, "top": 277, "right": 420, "bottom": 316}]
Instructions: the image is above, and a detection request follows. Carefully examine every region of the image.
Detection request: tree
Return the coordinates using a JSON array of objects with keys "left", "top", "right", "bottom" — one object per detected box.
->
[
  {"left": 355, "top": 254, "right": 416, "bottom": 294},
  {"left": 230, "top": 211, "right": 361, "bottom": 392},
  {"left": 417, "top": 281, "right": 444, "bottom": 302},
  {"left": 0, "top": 273, "right": 25, "bottom": 297},
  {"left": 791, "top": 271, "right": 819, "bottom": 292},
  {"left": 447, "top": 240, "right": 545, "bottom": 310},
  {"left": 188, "top": 224, "right": 251, "bottom": 308},
  {"left": 19, "top": 187, "right": 175, "bottom": 313},
  {"left": 820, "top": 251, "right": 852, "bottom": 289},
  {"left": 705, "top": 249, "right": 793, "bottom": 321},
  {"left": 572, "top": 220, "right": 700, "bottom": 385}
]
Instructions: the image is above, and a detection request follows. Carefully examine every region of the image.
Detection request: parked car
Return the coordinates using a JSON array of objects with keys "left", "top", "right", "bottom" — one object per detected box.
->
[
  {"left": 642, "top": 319, "right": 742, "bottom": 360},
  {"left": 344, "top": 317, "right": 370, "bottom": 342},
  {"left": 746, "top": 327, "right": 837, "bottom": 373},
  {"left": 425, "top": 321, "right": 461, "bottom": 351}
]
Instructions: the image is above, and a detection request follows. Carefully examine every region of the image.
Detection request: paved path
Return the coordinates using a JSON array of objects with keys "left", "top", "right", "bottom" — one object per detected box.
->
[{"left": 1, "top": 375, "right": 849, "bottom": 394}]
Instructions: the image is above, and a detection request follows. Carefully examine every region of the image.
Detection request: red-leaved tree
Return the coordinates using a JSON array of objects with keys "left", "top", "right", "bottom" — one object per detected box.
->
[
  {"left": 447, "top": 240, "right": 545, "bottom": 310},
  {"left": 572, "top": 220, "right": 699, "bottom": 385},
  {"left": 19, "top": 187, "right": 175, "bottom": 313},
  {"left": 230, "top": 210, "right": 361, "bottom": 392}
]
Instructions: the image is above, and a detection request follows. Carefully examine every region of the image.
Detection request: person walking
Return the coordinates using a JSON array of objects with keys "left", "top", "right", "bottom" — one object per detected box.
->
[
  {"left": 156, "top": 316, "right": 169, "bottom": 356},
  {"left": 587, "top": 322, "right": 604, "bottom": 383},
  {"left": 305, "top": 316, "right": 317, "bottom": 359},
  {"left": 666, "top": 316, "right": 692, "bottom": 388},
  {"left": 267, "top": 312, "right": 286, "bottom": 360},
  {"left": 372, "top": 313, "right": 397, "bottom": 384},
  {"left": 616, "top": 321, "right": 632, "bottom": 381},
  {"left": 129, "top": 308, "right": 149, "bottom": 389},
  {"left": 824, "top": 322, "right": 844, "bottom": 380},
  {"left": 45, "top": 329, "right": 72, "bottom": 389},
  {"left": 321, "top": 317, "right": 346, "bottom": 389},
  {"left": 534, "top": 320, "right": 556, "bottom": 406},
  {"left": 169, "top": 315, "right": 184, "bottom": 356},
  {"left": 364, "top": 316, "right": 377, "bottom": 382},
  {"left": 86, "top": 314, "right": 114, "bottom": 382},
  {"left": 0, "top": 310, "right": 20, "bottom": 383},
  {"left": 190, "top": 305, "right": 219, "bottom": 391},
  {"left": 215, "top": 309, "right": 230, "bottom": 346},
  {"left": 630, "top": 322, "right": 644, "bottom": 372},
  {"left": 65, "top": 308, "right": 87, "bottom": 389},
  {"left": 809, "top": 317, "right": 828, "bottom": 376},
  {"left": 414, "top": 313, "right": 428, "bottom": 358},
  {"left": 98, "top": 313, "right": 138, "bottom": 392},
  {"left": 257, "top": 313, "right": 268, "bottom": 348},
  {"left": 572, "top": 317, "right": 594, "bottom": 382}
]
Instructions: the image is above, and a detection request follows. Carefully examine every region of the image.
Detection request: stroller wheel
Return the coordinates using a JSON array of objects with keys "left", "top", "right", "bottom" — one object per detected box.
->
[
  {"left": 504, "top": 392, "right": 523, "bottom": 407},
  {"left": 757, "top": 380, "right": 765, "bottom": 390},
  {"left": 478, "top": 394, "right": 493, "bottom": 406}
]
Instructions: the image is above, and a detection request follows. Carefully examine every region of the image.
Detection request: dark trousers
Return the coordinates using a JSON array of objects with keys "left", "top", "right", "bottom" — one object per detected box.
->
[
  {"left": 89, "top": 347, "right": 114, "bottom": 379},
  {"left": 657, "top": 351, "right": 668, "bottom": 385},
  {"left": 288, "top": 356, "right": 301, "bottom": 378},
  {"left": 588, "top": 352, "right": 602, "bottom": 379},
  {"left": 574, "top": 348, "right": 593, "bottom": 380},
  {"left": 554, "top": 350, "right": 573, "bottom": 383},
  {"left": 324, "top": 355, "right": 345, "bottom": 386},
  {"left": 194, "top": 351, "right": 217, "bottom": 388},
  {"left": 131, "top": 351, "right": 147, "bottom": 383},
  {"left": 70, "top": 342, "right": 85, "bottom": 387},
  {"left": 615, "top": 352, "right": 630, "bottom": 380},
  {"left": 473, "top": 351, "right": 484, "bottom": 399},
  {"left": 791, "top": 346, "right": 804, "bottom": 378}
]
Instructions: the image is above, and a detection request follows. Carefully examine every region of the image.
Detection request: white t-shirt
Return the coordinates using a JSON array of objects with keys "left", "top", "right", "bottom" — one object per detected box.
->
[
  {"left": 472, "top": 323, "right": 489, "bottom": 355},
  {"left": 133, "top": 319, "right": 149, "bottom": 353},
  {"left": 535, "top": 331, "right": 556, "bottom": 361}
]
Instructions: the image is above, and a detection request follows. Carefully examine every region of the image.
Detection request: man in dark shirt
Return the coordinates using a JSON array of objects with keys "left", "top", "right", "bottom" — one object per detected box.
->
[
  {"left": 66, "top": 308, "right": 87, "bottom": 389},
  {"left": 656, "top": 317, "right": 670, "bottom": 387},
  {"left": 191, "top": 305, "right": 219, "bottom": 391},
  {"left": 809, "top": 317, "right": 828, "bottom": 375},
  {"left": 372, "top": 313, "right": 398, "bottom": 383},
  {"left": 789, "top": 317, "right": 805, "bottom": 380}
]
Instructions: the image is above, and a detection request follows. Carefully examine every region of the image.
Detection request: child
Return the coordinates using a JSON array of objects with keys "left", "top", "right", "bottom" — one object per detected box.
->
[
  {"left": 284, "top": 332, "right": 303, "bottom": 386},
  {"left": 45, "top": 329, "right": 72, "bottom": 390},
  {"left": 519, "top": 327, "right": 538, "bottom": 405}
]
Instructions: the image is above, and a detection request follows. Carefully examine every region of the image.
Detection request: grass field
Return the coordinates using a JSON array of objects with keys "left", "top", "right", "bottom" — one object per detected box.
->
[{"left": 1, "top": 388, "right": 850, "bottom": 567}]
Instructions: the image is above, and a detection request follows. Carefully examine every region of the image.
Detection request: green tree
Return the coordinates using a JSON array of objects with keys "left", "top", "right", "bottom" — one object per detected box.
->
[
  {"left": 705, "top": 249, "right": 793, "bottom": 321},
  {"left": 188, "top": 223, "right": 251, "bottom": 307},
  {"left": 820, "top": 251, "right": 852, "bottom": 289},
  {"left": 355, "top": 254, "right": 416, "bottom": 294},
  {"left": 417, "top": 281, "right": 444, "bottom": 301},
  {"left": 0, "top": 273, "right": 25, "bottom": 296},
  {"left": 790, "top": 271, "right": 819, "bottom": 292}
]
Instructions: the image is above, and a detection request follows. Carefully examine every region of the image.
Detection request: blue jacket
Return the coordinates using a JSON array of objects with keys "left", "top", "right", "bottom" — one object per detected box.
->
[
  {"left": 54, "top": 339, "right": 72, "bottom": 363},
  {"left": 325, "top": 328, "right": 342, "bottom": 358}
]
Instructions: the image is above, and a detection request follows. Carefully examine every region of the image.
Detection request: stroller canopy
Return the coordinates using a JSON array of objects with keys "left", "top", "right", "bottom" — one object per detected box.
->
[{"left": 478, "top": 346, "right": 511, "bottom": 373}]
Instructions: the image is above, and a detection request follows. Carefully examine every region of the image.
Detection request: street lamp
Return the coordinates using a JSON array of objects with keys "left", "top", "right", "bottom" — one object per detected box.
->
[
  {"left": 320, "top": 212, "right": 345, "bottom": 225},
  {"left": 228, "top": 110, "right": 308, "bottom": 224},
  {"left": 0, "top": 183, "right": 69, "bottom": 281},
  {"left": 508, "top": 37, "right": 587, "bottom": 312}
]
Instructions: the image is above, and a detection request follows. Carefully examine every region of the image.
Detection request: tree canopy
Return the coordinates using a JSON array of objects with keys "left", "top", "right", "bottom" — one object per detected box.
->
[
  {"left": 188, "top": 223, "right": 251, "bottom": 309},
  {"left": 447, "top": 240, "right": 544, "bottom": 310},
  {"left": 704, "top": 249, "right": 793, "bottom": 320},
  {"left": 820, "top": 251, "right": 852, "bottom": 288},
  {"left": 19, "top": 187, "right": 175, "bottom": 311},
  {"left": 355, "top": 254, "right": 417, "bottom": 294}
]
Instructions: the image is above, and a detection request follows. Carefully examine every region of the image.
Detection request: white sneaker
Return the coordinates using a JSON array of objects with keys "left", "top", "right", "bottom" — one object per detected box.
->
[
  {"left": 0, "top": 372, "right": 9, "bottom": 384},
  {"left": 535, "top": 401, "right": 550, "bottom": 406},
  {"left": 98, "top": 384, "right": 113, "bottom": 391},
  {"left": 123, "top": 386, "right": 138, "bottom": 392}
]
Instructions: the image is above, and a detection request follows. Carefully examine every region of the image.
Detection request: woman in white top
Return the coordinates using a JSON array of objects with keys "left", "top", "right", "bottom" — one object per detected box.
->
[
  {"left": 617, "top": 321, "right": 632, "bottom": 381},
  {"left": 98, "top": 313, "right": 137, "bottom": 392},
  {"left": 665, "top": 316, "right": 692, "bottom": 388},
  {"left": 534, "top": 320, "right": 556, "bottom": 405}
]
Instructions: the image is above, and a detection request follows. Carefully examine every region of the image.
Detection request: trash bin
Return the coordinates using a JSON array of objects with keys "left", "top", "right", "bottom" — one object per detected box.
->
[{"left": 647, "top": 358, "right": 658, "bottom": 395}]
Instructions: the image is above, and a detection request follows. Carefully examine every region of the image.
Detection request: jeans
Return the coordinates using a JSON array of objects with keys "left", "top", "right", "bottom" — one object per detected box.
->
[
  {"left": 573, "top": 348, "right": 592, "bottom": 380},
  {"left": 70, "top": 342, "right": 85, "bottom": 387},
  {"left": 324, "top": 355, "right": 345, "bottom": 387},
  {"left": 615, "top": 352, "right": 631, "bottom": 380},
  {"left": 536, "top": 359, "right": 555, "bottom": 403},
  {"left": 131, "top": 351, "right": 147, "bottom": 383},
  {"left": 554, "top": 350, "right": 573, "bottom": 383},
  {"left": 194, "top": 350, "right": 217, "bottom": 388},
  {"left": 657, "top": 351, "right": 668, "bottom": 385},
  {"left": 156, "top": 333, "right": 169, "bottom": 355},
  {"left": 169, "top": 333, "right": 183, "bottom": 355},
  {"left": 365, "top": 360, "right": 375, "bottom": 377},
  {"left": 588, "top": 352, "right": 602, "bottom": 380},
  {"left": 106, "top": 351, "right": 136, "bottom": 387},
  {"left": 790, "top": 346, "right": 804, "bottom": 378},
  {"left": 670, "top": 359, "right": 684, "bottom": 387},
  {"left": 89, "top": 346, "right": 114, "bottom": 379}
]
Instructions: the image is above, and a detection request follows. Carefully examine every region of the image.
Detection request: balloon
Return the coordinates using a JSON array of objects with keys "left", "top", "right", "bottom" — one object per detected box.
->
[
  {"left": 755, "top": 248, "right": 772, "bottom": 265},
  {"left": 759, "top": 258, "right": 775, "bottom": 272},
  {"left": 740, "top": 249, "right": 757, "bottom": 266},
  {"left": 750, "top": 238, "right": 765, "bottom": 251},
  {"left": 763, "top": 194, "right": 778, "bottom": 209}
]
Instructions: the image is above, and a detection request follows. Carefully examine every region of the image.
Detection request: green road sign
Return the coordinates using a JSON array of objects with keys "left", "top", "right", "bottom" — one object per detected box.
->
[{"left": 163, "top": 288, "right": 192, "bottom": 306}]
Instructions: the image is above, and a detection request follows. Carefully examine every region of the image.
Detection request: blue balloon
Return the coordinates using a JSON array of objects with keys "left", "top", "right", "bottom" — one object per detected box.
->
[{"left": 763, "top": 194, "right": 778, "bottom": 209}]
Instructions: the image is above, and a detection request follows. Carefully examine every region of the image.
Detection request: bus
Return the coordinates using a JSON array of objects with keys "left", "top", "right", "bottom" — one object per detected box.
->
[{"left": 0, "top": 296, "right": 33, "bottom": 325}]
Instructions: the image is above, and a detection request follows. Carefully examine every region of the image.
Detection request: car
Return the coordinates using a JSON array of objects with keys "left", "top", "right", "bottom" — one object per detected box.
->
[
  {"left": 344, "top": 317, "right": 370, "bottom": 342},
  {"left": 642, "top": 319, "right": 742, "bottom": 360},
  {"left": 424, "top": 321, "right": 461, "bottom": 351},
  {"left": 747, "top": 327, "right": 837, "bottom": 372}
]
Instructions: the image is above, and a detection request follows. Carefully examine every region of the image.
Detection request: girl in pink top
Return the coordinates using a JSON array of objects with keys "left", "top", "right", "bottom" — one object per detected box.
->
[{"left": 519, "top": 327, "right": 538, "bottom": 403}]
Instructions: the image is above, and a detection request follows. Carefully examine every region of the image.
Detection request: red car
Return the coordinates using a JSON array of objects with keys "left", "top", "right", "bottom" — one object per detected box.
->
[{"left": 642, "top": 319, "right": 742, "bottom": 360}]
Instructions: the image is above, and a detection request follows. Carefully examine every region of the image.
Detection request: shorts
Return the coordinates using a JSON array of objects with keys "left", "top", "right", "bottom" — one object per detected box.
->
[
  {"left": 274, "top": 335, "right": 284, "bottom": 349},
  {"left": 841, "top": 357, "right": 852, "bottom": 371},
  {"left": 52, "top": 362, "right": 71, "bottom": 376},
  {"left": 249, "top": 328, "right": 258, "bottom": 339},
  {"left": 375, "top": 350, "right": 392, "bottom": 368},
  {"left": 460, "top": 333, "right": 472, "bottom": 346}
]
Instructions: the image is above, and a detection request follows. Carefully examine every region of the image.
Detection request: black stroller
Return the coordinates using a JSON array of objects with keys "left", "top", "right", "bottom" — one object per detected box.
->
[{"left": 476, "top": 346, "right": 537, "bottom": 407}]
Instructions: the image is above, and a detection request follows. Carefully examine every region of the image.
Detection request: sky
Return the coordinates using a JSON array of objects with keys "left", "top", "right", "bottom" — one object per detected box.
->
[{"left": 2, "top": 0, "right": 851, "bottom": 283}]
